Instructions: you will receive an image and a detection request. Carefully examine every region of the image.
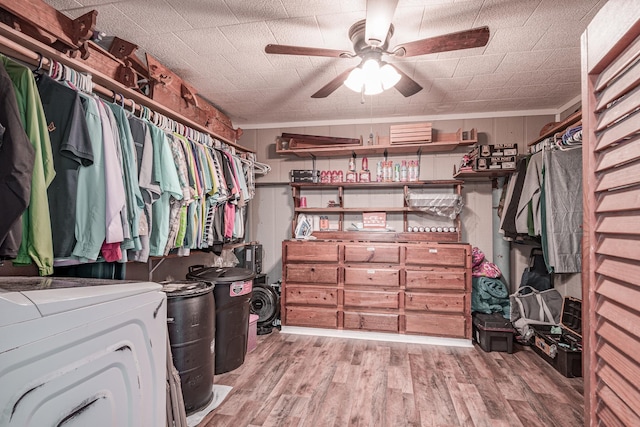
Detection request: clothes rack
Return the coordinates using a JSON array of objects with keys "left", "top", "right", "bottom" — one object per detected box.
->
[{"left": 0, "top": 22, "right": 251, "bottom": 155}]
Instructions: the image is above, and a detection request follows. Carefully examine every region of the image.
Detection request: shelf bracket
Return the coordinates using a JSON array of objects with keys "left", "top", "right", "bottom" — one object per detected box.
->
[
  {"left": 311, "top": 154, "right": 316, "bottom": 177},
  {"left": 383, "top": 149, "right": 388, "bottom": 161}
]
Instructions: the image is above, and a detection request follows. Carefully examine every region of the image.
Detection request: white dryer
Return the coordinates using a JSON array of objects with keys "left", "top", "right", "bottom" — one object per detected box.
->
[{"left": 0, "top": 277, "right": 167, "bottom": 427}]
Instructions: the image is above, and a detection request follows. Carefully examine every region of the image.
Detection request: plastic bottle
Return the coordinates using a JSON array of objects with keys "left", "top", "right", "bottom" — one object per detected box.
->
[
  {"left": 376, "top": 161, "right": 383, "bottom": 182},
  {"left": 393, "top": 163, "right": 400, "bottom": 182},
  {"left": 408, "top": 160, "right": 417, "bottom": 182},
  {"left": 400, "top": 160, "right": 408, "bottom": 182},
  {"left": 348, "top": 157, "right": 356, "bottom": 172},
  {"left": 362, "top": 156, "right": 368, "bottom": 171}
]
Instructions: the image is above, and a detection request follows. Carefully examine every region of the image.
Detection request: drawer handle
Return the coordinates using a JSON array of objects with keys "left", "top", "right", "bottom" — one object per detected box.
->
[
  {"left": 367, "top": 269, "right": 376, "bottom": 274},
  {"left": 367, "top": 247, "right": 376, "bottom": 251},
  {"left": 429, "top": 249, "right": 438, "bottom": 253}
]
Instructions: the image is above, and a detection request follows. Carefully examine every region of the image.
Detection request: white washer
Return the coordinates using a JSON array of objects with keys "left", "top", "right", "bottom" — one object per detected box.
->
[{"left": 0, "top": 277, "right": 167, "bottom": 427}]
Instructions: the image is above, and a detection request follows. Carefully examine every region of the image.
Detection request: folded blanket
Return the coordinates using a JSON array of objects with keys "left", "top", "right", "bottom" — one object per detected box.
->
[{"left": 472, "top": 277, "right": 510, "bottom": 318}]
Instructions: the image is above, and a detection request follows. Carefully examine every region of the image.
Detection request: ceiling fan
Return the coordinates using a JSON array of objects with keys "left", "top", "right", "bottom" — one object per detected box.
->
[{"left": 265, "top": 0, "right": 490, "bottom": 98}]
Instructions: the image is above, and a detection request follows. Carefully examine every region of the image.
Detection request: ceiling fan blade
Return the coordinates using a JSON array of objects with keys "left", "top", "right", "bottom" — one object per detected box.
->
[
  {"left": 265, "top": 44, "right": 353, "bottom": 58},
  {"left": 392, "top": 66, "right": 423, "bottom": 97},
  {"left": 365, "top": 0, "right": 399, "bottom": 46},
  {"left": 392, "top": 26, "right": 490, "bottom": 57},
  {"left": 311, "top": 67, "right": 356, "bottom": 98}
]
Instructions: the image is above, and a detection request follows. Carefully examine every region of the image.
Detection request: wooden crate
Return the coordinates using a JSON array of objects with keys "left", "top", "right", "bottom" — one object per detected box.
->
[{"left": 390, "top": 123, "right": 432, "bottom": 144}]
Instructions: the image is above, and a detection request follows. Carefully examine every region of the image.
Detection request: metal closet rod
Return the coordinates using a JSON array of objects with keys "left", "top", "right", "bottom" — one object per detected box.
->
[{"left": 0, "top": 28, "right": 251, "bottom": 153}]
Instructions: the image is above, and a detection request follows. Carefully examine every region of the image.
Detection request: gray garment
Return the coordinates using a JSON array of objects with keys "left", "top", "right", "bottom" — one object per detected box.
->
[
  {"left": 499, "top": 168, "right": 519, "bottom": 240},
  {"left": 516, "top": 152, "right": 543, "bottom": 236},
  {"left": 543, "top": 148, "right": 583, "bottom": 273},
  {"left": 127, "top": 116, "right": 159, "bottom": 262}
]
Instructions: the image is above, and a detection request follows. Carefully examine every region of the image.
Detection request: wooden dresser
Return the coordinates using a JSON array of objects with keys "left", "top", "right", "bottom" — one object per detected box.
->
[{"left": 281, "top": 240, "right": 472, "bottom": 339}]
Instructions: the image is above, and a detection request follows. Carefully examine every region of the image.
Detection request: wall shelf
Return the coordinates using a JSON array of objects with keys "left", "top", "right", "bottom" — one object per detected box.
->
[
  {"left": 453, "top": 168, "right": 515, "bottom": 181},
  {"left": 290, "top": 181, "right": 463, "bottom": 242},
  {"left": 527, "top": 111, "right": 581, "bottom": 147},
  {"left": 277, "top": 128, "right": 477, "bottom": 158}
]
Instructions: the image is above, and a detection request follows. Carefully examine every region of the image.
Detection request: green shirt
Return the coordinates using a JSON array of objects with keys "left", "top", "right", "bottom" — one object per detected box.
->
[{"left": 2, "top": 56, "right": 55, "bottom": 275}]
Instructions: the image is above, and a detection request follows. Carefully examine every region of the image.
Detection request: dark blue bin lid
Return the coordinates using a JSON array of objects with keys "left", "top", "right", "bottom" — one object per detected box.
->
[{"left": 186, "top": 267, "right": 255, "bottom": 284}]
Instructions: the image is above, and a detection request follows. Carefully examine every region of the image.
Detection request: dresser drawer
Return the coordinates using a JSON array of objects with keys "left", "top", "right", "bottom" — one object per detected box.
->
[
  {"left": 405, "top": 292, "right": 465, "bottom": 313},
  {"left": 405, "top": 313, "right": 467, "bottom": 338},
  {"left": 405, "top": 268, "right": 467, "bottom": 290},
  {"left": 285, "top": 306, "right": 337, "bottom": 328},
  {"left": 285, "top": 264, "right": 339, "bottom": 285},
  {"left": 344, "top": 311, "right": 399, "bottom": 333},
  {"left": 284, "top": 241, "right": 339, "bottom": 262},
  {"left": 405, "top": 245, "right": 468, "bottom": 267},
  {"left": 344, "top": 267, "right": 400, "bottom": 287},
  {"left": 344, "top": 290, "right": 399, "bottom": 309},
  {"left": 286, "top": 286, "right": 337, "bottom": 307},
  {"left": 344, "top": 244, "right": 400, "bottom": 263}
]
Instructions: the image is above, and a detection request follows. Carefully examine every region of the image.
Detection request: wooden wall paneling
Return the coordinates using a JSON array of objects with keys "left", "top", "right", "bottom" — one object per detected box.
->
[{"left": 582, "top": 2, "right": 640, "bottom": 424}]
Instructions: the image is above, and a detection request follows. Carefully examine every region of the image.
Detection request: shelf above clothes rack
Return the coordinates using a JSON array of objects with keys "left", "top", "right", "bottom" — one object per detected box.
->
[{"left": 0, "top": 21, "right": 253, "bottom": 155}]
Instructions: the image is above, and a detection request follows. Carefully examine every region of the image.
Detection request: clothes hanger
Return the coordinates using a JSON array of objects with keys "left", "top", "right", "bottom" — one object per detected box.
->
[
  {"left": 48, "top": 59, "right": 57, "bottom": 78},
  {"left": 33, "top": 53, "right": 43, "bottom": 74}
]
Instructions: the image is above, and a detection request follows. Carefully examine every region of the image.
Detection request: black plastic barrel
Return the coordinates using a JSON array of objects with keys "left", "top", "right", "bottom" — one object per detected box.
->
[
  {"left": 162, "top": 280, "right": 215, "bottom": 414},
  {"left": 187, "top": 266, "right": 255, "bottom": 374}
]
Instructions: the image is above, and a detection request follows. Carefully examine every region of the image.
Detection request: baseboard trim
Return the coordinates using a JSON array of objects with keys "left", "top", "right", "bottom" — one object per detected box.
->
[{"left": 280, "top": 326, "right": 473, "bottom": 348}]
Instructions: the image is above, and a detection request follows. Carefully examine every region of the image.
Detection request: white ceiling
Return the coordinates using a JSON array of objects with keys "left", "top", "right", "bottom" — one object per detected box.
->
[{"left": 45, "top": 0, "right": 606, "bottom": 127}]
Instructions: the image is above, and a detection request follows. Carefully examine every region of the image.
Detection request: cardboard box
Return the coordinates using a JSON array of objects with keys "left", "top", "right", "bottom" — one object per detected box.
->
[
  {"left": 290, "top": 169, "right": 320, "bottom": 183},
  {"left": 473, "top": 156, "right": 517, "bottom": 171},
  {"left": 471, "top": 144, "right": 518, "bottom": 158},
  {"left": 362, "top": 212, "right": 386, "bottom": 229}
]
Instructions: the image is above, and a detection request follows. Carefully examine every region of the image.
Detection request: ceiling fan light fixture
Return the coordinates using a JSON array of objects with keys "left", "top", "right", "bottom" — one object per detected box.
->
[
  {"left": 344, "top": 58, "right": 396, "bottom": 95},
  {"left": 380, "top": 63, "right": 401, "bottom": 89},
  {"left": 364, "top": 81, "right": 384, "bottom": 95},
  {"left": 344, "top": 67, "right": 365, "bottom": 92}
]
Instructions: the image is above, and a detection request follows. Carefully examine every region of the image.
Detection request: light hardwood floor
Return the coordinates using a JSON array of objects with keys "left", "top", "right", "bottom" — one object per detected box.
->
[{"left": 200, "top": 331, "right": 583, "bottom": 427}]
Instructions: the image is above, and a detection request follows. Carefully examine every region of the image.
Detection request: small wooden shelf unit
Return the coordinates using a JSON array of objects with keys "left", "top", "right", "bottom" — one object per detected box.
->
[{"left": 290, "top": 180, "right": 463, "bottom": 243}]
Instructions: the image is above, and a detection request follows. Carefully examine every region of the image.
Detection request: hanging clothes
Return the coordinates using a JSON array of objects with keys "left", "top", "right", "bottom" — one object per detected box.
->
[
  {"left": 515, "top": 152, "right": 543, "bottom": 236},
  {"left": 127, "top": 115, "right": 160, "bottom": 262},
  {"left": 36, "top": 74, "right": 94, "bottom": 258},
  {"left": 499, "top": 157, "right": 528, "bottom": 240},
  {"left": 0, "top": 63, "right": 34, "bottom": 259},
  {"left": 1, "top": 55, "right": 55, "bottom": 275},
  {"left": 148, "top": 124, "right": 182, "bottom": 257},
  {"left": 101, "top": 100, "right": 132, "bottom": 258},
  {"left": 108, "top": 102, "right": 144, "bottom": 254},
  {"left": 96, "top": 100, "right": 126, "bottom": 262},
  {"left": 71, "top": 92, "right": 106, "bottom": 262},
  {"left": 164, "top": 133, "right": 192, "bottom": 255},
  {"left": 542, "top": 148, "right": 583, "bottom": 273}
]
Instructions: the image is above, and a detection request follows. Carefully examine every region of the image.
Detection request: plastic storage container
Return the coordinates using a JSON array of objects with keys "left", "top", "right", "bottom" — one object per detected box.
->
[
  {"left": 472, "top": 312, "right": 515, "bottom": 353},
  {"left": 162, "top": 280, "right": 215, "bottom": 414},
  {"left": 247, "top": 314, "right": 259, "bottom": 353},
  {"left": 187, "top": 266, "right": 255, "bottom": 374}
]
